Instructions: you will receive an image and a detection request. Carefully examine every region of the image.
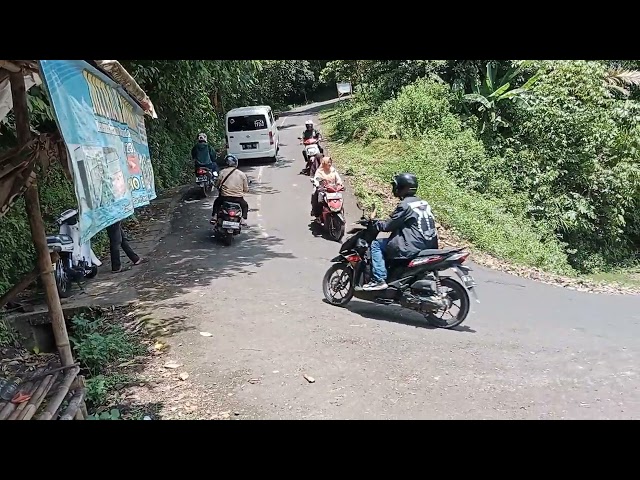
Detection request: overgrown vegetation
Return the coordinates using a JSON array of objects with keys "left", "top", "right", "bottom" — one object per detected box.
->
[
  {"left": 0, "top": 318, "right": 19, "bottom": 347},
  {"left": 0, "top": 60, "right": 331, "bottom": 297},
  {"left": 321, "top": 60, "right": 640, "bottom": 277},
  {"left": 69, "top": 312, "right": 146, "bottom": 412}
]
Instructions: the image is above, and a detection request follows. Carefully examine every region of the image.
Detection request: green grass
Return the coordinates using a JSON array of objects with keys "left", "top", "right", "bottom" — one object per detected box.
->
[
  {"left": 320, "top": 104, "right": 575, "bottom": 276},
  {"left": 69, "top": 311, "right": 147, "bottom": 410},
  {"left": 588, "top": 268, "right": 640, "bottom": 288}
]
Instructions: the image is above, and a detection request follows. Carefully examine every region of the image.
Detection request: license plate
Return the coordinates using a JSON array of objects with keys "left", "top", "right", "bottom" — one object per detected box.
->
[
  {"left": 452, "top": 266, "right": 479, "bottom": 303},
  {"left": 325, "top": 192, "right": 343, "bottom": 200},
  {"left": 222, "top": 221, "right": 240, "bottom": 229},
  {"left": 196, "top": 176, "right": 208, "bottom": 182},
  {"left": 242, "top": 143, "right": 258, "bottom": 150},
  {"left": 306, "top": 146, "right": 319, "bottom": 155}
]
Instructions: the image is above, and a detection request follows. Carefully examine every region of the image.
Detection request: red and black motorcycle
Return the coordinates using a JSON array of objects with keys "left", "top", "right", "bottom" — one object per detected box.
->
[{"left": 312, "top": 179, "right": 346, "bottom": 241}]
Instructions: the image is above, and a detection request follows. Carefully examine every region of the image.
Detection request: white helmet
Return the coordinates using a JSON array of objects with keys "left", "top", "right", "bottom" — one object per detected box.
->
[
  {"left": 305, "top": 120, "right": 313, "bottom": 128},
  {"left": 197, "top": 132, "right": 207, "bottom": 142}
]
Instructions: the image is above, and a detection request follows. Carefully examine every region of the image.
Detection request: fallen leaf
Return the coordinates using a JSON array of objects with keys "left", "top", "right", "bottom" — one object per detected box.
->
[
  {"left": 164, "top": 362, "right": 182, "bottom": 369},
  {"left": 248, "top": 378, "right": 260, "bottom": 384},
  {"left": 154, "top": 342, "right": 166, "bottom": 351},
  {"left": 199, "top": 332, "right": 213, "bottom": 337},
  {"left": 303, "top": 374, "right": 315, "bottom": 384},
  {"left": 179, "top": 372, "right": 189, "bottom": 381}
]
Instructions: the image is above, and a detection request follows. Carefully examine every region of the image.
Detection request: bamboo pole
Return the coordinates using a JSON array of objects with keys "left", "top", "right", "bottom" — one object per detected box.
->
[
  {"left": 0, "top": 367, "right": 45, "bottom": 420},
  {"left": 36, "top": 366, "right": 79, "bottom": 420},
  {"left": 60, "top": 389, "right": 85, "bottom": 420},
  {"left": 9, "top": 70, "right": 74, "bottom": 367},
  {"left": 19, "top": 371, "right": 59, "bottom": 420},
  {"left": 8, "top": 378, "right": 42, "bottom": 420}
]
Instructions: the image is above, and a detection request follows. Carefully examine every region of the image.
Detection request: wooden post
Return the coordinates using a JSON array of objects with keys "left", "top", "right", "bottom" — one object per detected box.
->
[{"left": 9, "top": 69, "right": 74, "bottom": 367}]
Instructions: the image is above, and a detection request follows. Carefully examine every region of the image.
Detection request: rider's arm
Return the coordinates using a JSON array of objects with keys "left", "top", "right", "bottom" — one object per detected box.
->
[
  {"left": 242, "top": 172, "right": 249, "bottom": 193},
  {"left": 334, "top": 170, "right": 343, "bottom": 185},
  {"left": 376, "top": 203, "right": 409, "bottom": 233},
  {"left": 208, "top": 146, "right": 219, "bottom": 171}
]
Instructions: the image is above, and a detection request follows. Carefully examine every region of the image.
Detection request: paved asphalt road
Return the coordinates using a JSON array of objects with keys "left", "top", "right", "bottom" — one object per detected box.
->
[{"left": 139, "top": 99, "right": 640, "bottom": 419}]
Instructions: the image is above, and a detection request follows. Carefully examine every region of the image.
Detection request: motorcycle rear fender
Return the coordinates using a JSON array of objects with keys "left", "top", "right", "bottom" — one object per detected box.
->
[{"left": 330, "top": 255, "right": 347, "bottom": 263}]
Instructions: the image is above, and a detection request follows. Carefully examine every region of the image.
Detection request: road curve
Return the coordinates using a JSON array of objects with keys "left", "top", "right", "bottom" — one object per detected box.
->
[{"left": 140, "top": 99, "right": 640, "bottom": 419}]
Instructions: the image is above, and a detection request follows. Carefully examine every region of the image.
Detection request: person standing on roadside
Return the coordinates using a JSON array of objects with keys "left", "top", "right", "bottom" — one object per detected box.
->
[{"left": 106, "top": 220, "right": 146, "bottom": 273}]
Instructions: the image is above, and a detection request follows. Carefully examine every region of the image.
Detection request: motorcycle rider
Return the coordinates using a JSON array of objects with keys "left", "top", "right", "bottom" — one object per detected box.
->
[
  {"left": 311, "top": 156, "right": 343, "bottom": 221},
  {"left": 211, "top": 154, "right": 249, "bottom": 227},
  {"left": 191, "top": 132, "right": 219, "bottom": 175},
  {"left": 362, "top": 173, "right": 439, "bottom": 292},
  {"left": 301, "top": 119, "right": 324, "bottom": 167}
]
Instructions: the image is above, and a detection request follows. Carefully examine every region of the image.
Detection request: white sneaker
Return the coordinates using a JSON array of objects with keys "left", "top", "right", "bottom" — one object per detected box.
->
[{"left": 362, "top": 280, "right": 388, "bottom": 291}]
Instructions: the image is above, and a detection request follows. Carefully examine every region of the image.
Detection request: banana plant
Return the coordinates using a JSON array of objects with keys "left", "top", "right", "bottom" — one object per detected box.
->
[{"left": 460, "top": 61, "right": 541, "bottom": 133}]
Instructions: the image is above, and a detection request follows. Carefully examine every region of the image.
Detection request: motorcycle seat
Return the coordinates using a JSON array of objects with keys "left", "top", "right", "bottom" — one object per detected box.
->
[
  {"left": 222, "top": 201, "right": 242, "bottom": 210},
  {"left": 46, "top": 234, "right": 74, "bottom": 245}
]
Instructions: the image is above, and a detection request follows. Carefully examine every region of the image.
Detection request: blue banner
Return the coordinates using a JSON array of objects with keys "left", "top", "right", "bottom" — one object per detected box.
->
[{"left": 39, "top": 60, "right": 156, "bottom": 243}]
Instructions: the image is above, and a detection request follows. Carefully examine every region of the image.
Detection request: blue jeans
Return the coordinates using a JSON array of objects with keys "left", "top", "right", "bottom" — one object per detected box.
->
[{"left": 370, "top": 238, "right": 389, "bottom": 282}]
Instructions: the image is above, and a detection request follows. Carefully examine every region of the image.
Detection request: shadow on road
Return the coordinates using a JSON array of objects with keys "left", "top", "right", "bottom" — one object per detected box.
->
[
  {"left": 122, "top": 202, "right": 296, "bottom": 338},
  {"left": 326, "top": 299, "right": 477, "bottom": 333}
]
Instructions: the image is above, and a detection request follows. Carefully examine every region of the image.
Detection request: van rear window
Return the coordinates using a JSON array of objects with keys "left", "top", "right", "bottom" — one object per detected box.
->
[{"left": 227, "top": 114, "right": 268, "bottom": 132}]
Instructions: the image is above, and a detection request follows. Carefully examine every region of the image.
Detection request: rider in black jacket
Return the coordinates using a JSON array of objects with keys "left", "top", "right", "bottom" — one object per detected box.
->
[{"left": 362, "top": 173, "right": 439, "bottom": 291}]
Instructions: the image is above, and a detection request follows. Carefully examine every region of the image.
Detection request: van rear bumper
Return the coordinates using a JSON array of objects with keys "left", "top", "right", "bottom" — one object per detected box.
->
[{"left": 230, "top": 146, "right": 277, "bottom": 160}]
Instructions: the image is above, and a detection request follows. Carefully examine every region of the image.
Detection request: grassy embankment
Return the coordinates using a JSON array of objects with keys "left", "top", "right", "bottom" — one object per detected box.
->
[{"left": 320, "top": 102, "right": 640, "bottom": 288}]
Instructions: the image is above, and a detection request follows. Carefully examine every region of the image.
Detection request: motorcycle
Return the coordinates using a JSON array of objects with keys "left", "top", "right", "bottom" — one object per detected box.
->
[
  {"left": 298, "top": 137, "right": 322, "bottom": 176},
  {"left": 46, "top": 209, "right": 102, "bottom": 298},
  {"left": 212, "top": 200, "right": 243, "bottom": 246},
  {"left": 195, "top": 167, "right": 219, "bottom": 197},
  {"left": 321, "top": 204, "right": 479, "bottom": 329},
  {"left": 312, "top": 178, "right": 346, "bottom": 242}
]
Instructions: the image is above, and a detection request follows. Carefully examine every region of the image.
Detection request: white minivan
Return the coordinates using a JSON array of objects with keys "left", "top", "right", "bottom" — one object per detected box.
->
[{"left": 225, "top": 105, "right": 280, "bottom": 163}]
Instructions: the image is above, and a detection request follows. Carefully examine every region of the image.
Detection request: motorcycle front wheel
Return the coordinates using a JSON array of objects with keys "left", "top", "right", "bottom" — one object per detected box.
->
[
  {"left": 425, "top": 277, "right": 471, "bottom": 329},
  {"left": 328, "top": 214, "right": 345, "bottom": 242},
  {"left": 55, "top": 257, "right": 72, "bottom": 298},
  {"left": 322, "top": 263, "right": 354, "bottom": 306}
]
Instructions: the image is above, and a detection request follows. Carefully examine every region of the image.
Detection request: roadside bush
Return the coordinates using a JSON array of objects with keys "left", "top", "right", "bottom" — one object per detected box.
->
[
  {"left": 322, "top": 103, "right": 574, "bottom": 275},
  {"left": 497, "top": 61, "right": 640, "bottom": 271}
]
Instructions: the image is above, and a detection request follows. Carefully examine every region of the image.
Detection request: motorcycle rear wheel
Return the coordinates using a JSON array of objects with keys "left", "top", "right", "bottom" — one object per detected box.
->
[
  {"left": 322, "top": 263, "right": 354, "bottom": 306},
  {"left": 425, "top": 277, "right": 470, "bottom": 329},
  {"left": 222, "top": 233, "right": 234, "bottom": 246},
  {"left": 85, "top": 265, "right": 99, "bottom": 279}
]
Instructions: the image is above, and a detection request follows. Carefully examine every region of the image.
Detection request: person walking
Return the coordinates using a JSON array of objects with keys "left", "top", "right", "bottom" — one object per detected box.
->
[{"left": 106, "top": 220, "right": 145, "bottom": 273}]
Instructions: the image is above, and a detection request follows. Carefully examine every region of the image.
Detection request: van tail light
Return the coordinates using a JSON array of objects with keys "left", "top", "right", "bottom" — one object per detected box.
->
[
  {"left": 269, "top": 131, "right": 274, "bottom": 145},
  {"left": 225, "top": 135, "right": 229, "bottom": 149}
]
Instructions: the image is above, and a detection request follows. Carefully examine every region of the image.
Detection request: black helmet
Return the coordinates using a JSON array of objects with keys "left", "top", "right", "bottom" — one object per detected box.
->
[{"left": 392, "top": 173, "right": 418, "bottom": 198}]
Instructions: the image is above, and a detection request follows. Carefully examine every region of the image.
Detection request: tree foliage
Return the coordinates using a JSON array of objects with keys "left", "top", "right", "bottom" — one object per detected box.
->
[
  {"left": 322, "top": 59, "right": 640, "bottom": 274},
  {"left": 0, "top": 60, "right": 330, "bottom": 296}
]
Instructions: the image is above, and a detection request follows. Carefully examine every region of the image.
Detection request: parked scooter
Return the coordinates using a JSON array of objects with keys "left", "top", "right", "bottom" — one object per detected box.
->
[
  {"left": 46, "top": 209, "right": 102, "bottom": 298},
  {"left": 195, "top": 167, "right": 218, "bottom": 197},
  {"left": 312, "top": 178, "right": 346, "bottom": 242}
]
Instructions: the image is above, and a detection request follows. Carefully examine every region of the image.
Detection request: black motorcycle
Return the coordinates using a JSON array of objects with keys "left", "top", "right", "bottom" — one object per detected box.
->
[
  {"left": 195, "top": 167, "right": 218, "bottom": 198},
  {"left": 322, "top": 205, "right": 479, "bottom": 329},
  {"left": 212, "top": 201, "right": 243, "bottom": 246}
]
